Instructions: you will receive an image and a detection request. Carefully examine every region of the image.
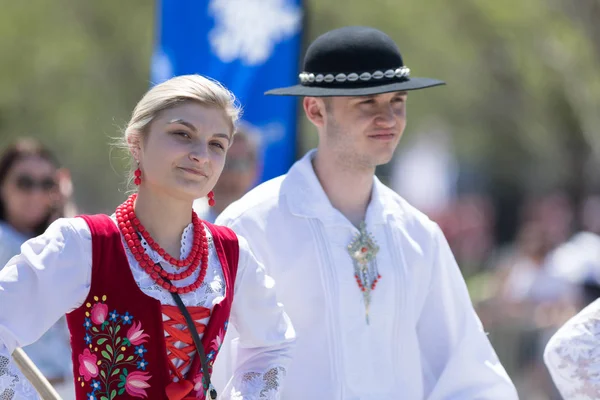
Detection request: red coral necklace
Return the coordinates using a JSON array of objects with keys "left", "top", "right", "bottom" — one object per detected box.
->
[{"left": 115, "top": 193, "right": 209, "bottom": 294}]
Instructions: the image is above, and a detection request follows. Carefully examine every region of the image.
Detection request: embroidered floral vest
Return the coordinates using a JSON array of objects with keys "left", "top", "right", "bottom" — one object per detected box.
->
[{"left": 66, "top": 214, "right": 239, "bottom": 400}]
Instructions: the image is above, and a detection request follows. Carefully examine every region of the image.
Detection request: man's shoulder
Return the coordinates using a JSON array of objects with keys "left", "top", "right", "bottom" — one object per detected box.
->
[
  {"left": 377, "top": 182, "right": 439, "bottom": 233},
  {"left": 217, "top": 174, "right": 288, "bottom": 225}
]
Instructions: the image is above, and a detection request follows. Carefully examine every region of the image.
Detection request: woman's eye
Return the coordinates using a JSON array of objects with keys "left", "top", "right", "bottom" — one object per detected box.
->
[
  {"left": 211, "top": 142, "right": 225, "bottom": 150},
  {"left": 172, "top": 131, "right": 190, "bottom": 139}
]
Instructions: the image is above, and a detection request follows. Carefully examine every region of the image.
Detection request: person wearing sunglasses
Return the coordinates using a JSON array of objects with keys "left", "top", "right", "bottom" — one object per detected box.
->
[
  {"left": 0, "top": 139, "right": 60, "bottom": 263},
  {"left": 0, "top": 138, "right": 77, "bottom": 396}
]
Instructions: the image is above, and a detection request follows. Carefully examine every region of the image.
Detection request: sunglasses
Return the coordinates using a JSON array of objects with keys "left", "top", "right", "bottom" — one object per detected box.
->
[{"left": 14, "top": 175, "right": 57, "bottom": 192}]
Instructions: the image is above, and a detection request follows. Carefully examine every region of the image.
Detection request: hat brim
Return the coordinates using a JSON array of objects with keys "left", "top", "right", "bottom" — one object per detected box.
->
[{"left": 265, "top": 77, "right": 445, "bottom": 97}]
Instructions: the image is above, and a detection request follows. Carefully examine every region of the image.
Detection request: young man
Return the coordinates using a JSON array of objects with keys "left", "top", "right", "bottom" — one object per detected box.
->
[{"left": 213, "top": 26, "right": 517, "bottom": 399}]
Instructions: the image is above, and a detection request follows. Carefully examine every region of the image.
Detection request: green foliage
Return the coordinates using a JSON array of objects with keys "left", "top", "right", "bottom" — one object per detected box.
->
[{"left": 0, "top": 0, "right": 598, "bottom": 211}]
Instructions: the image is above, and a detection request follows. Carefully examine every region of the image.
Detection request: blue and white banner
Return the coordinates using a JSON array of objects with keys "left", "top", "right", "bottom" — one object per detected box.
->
[{"left": 151, "top": 0, "right": 304, "bottom": 182}]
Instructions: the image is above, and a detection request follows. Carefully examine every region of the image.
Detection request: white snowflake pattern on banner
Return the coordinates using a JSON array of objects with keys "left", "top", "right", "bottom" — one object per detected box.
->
[{"left": 208, "top": 0, "right": 302, "bottom": 66}]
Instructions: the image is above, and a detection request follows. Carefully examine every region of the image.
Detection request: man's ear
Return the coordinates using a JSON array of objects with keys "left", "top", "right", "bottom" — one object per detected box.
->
[{"left": 303, "top": 97, "right": 328, "bottom": 129}]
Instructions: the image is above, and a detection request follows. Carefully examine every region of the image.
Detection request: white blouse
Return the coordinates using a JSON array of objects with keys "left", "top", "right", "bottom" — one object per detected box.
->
[
  {"left": 0, "top": 216, "right": 295, "bottom": 399},
  {"left": 544, "top": 298, "right": 600, "bottom": 399}
]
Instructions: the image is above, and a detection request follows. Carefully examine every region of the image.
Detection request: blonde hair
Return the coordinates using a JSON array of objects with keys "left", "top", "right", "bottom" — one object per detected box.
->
[{"left": 122, "top": 74, "right": 241, "bottom": 187}]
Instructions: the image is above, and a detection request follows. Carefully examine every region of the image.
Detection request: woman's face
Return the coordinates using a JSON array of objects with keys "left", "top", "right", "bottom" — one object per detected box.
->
[
  {"left": 134, "top": 102, "right": 232, "bottom": 202},
  {"left": 0, "top": 156, "right": 58, "bottom": 232}
]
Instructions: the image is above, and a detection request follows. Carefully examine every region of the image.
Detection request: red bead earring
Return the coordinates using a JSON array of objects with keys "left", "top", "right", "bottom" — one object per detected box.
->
[
  {"left": 208, "top": 191, "right": 215, "bottom": 207},
  {"left": 134, "top": 168, "right": 142, "bottom": 186}
]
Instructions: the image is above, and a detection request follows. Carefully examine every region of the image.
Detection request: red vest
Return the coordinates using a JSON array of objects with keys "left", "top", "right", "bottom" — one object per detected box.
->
[{"left": 66, "top": 214, "right": 239, "bottom": 400}]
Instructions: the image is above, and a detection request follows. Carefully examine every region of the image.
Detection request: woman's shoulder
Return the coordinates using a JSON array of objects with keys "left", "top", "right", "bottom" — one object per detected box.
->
[{"left": 28, "top": 216, "right": 94, "bottom": 247}]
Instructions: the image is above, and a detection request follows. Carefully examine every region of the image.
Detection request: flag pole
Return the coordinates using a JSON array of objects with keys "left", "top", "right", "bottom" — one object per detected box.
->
[{"left": 11, "top": 347, "right": 62, "bottom": 400}]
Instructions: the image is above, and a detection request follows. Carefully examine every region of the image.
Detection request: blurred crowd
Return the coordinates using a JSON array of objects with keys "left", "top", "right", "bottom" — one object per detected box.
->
[
  {"left": 1, "top": 130, "right": 598, "bottom": 400},
  {"left": 407, "top": 189, "right": 600, "bottom": 400}
]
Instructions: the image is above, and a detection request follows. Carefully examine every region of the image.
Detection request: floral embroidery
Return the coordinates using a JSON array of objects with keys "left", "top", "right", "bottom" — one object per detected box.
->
[
  {"left": 238, "top": 367, "right": 287, "bottom": 399},
  {"left": 90, "top": 303, "right": 109, "bottom": 325},
  {"left": 124, "top": 321, "right": 149, "bottom": 346},
  {"left": 121, "top": 312, "right": 133, "bottom": 325},
  {"left": 546, "top": 304, "right": 600, "bottom": 399},
  {"left": 78, "top": 294, "right": 152, "bottom": 400},
  {"left": 208, "top": 321, "right": 228, "bottom": 367},
  {"left": 79, "top": 349, "right": 99, "bottom": 381},
  {"left": 194, "top": 320, "right": 229, "bottom": 397},
  {"left": 119, "top": 370, "right": 151, "bottom": 398}
]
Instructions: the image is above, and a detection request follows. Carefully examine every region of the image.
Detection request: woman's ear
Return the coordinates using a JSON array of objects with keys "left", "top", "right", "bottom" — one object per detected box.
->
[{"left": 127, "top": 133, "right": 142, "bottom": 162}]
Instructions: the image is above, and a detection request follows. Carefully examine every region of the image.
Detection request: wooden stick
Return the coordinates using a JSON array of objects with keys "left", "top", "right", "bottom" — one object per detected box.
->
[{"left": 11, "top": 347, "right": 62, "bottom": 400}]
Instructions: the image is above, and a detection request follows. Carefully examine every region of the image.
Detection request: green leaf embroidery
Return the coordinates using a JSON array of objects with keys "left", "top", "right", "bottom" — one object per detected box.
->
[
  {"left": 101, "top": 350, "right": 111, "bottom": 360},
  {"left": 118, "top": 388, "right": 125, "bottom": 395},
  {"left": 116, "top": 354, "right": 124, "bottom": 363},
  {"left": 115, "top": 325, "right": 121, "bottom": 334},
  {"left": 106, "top": 345, "right": 113, "bottom": 355},
  {"left": 112, "top": 368, "right": 120, "bottom": 376},
  {"left": 115, "top": 337, "right": 121, "bottom": 345},
  {"left": 97, "top": 338, "right": 108, "bottom": 345},
  {"left": 123, "top": 368, "right": 128, "bottom": 375},
  {"left": 92, "top": 327, "right": 99, "bottom": 333},
  {"left": 125, "top": 355, "right": 134, "bottom": 362},
  {"left": 109, "top": 326, "right": 113, "bottom": 334},
  {"left": 100, "top": 370, "right": 106, "bottom": 380},
  {"left": 100, "top": 396, "right": 108, "bottom": 400},
  {"left": 110, "top": 389, "right": 116, "bottom": 399}
]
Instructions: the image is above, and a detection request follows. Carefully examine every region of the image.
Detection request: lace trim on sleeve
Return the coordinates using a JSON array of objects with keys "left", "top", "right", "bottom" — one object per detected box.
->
[
  {"left": 0, "top": 353, "right": 39, "bottom": 399},
  {"left": 229, "top": 367, "right": 286, "bottom": 400},
  {"left": 546, "top": 307, "right": 600, "bottom": 399}
]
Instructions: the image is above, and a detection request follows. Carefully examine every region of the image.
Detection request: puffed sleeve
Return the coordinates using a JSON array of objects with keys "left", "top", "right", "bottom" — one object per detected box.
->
[
  {"left": 0, "top": 218, "right": 92, "bottom": 399},
  {"left": 544, "top": 298, "right": 600, "bottom": 399},
  {"left": 218, "top": 235, "right": 295, "bottom": 400}
]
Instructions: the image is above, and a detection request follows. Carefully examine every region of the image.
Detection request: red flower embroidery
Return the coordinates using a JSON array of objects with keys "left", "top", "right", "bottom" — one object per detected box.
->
[
  {"left": 78, "top": 349, "right": 99, "bottom": 381},
  {"left": 210, "top": 328, "right": 225, "bottom": 353},
  {"left": 90, "top": 302, "right": 109, "bottom": 325},
  {"left": 126, "top": 321, "right": 150, "bottom": 346},
  {"left": 125, "top": 371, "right": 152, "bottom": 398}
]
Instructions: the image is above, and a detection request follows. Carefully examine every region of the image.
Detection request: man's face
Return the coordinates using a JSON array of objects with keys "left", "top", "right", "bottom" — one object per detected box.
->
[{"left": 314, "top": 91, "right": 408, "bottom": 170}]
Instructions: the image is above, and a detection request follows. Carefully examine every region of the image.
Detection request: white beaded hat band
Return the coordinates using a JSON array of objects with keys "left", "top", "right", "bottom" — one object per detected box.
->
[{"left": 298, "top": 66, "right": 410, "bottom": 85}]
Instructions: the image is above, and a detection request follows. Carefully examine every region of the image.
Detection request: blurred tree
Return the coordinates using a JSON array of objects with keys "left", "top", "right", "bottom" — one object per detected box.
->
[
  {"left": 0, "top": 0, "right": 598, "bottom": 235},
  {"left": 0, "top": 0, "right": 153, "bottom": 213}
]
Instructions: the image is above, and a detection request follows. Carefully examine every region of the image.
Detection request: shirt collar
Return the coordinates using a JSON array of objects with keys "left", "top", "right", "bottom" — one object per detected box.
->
[{"left": 282, "top": 150, "right": 402, "bottom": 226}]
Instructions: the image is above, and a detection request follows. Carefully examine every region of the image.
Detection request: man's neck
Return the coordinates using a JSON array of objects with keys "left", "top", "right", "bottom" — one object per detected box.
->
[
  {"left": 312, "top": 149, "right": 374, "bottom": 227},
  {"left": 134, "top": 186, "right": 194, "bottom": 257}
]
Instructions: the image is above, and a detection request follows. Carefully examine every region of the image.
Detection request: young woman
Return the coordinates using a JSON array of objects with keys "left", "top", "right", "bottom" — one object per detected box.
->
[{"left": 0, "top": 75, "right": 295, "bottom": 400}]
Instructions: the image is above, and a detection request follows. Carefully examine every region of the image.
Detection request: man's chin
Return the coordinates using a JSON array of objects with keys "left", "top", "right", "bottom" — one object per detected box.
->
[{"left": 373, "top": 151, "right": 396, "bottom": 167}]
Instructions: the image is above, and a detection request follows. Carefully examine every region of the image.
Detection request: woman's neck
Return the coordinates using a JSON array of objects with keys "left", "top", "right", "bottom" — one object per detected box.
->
[{"left": 133, "top": 187, "right": 194, "bottom": 257}]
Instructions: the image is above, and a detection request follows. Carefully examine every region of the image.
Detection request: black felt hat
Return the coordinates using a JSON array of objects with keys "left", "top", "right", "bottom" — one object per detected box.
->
[{"left": 266, "top": 26, "right": 445, "bottom": 97}]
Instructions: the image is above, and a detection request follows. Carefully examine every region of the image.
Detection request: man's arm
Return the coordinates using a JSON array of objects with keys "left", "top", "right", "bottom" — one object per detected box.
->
[{"left": 417, "top": 225, "right": 518, "bottom": 400}]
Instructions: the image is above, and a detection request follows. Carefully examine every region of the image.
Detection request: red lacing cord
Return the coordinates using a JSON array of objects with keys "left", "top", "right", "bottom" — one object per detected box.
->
[{"left": 162, "top": 305, "right": 211, "bottom": 380}]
